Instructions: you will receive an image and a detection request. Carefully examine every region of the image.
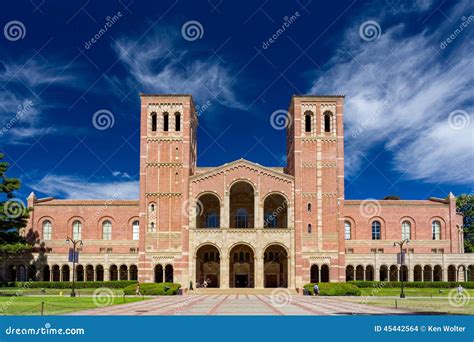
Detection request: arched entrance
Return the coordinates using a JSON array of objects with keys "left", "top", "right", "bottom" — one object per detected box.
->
[
  {"left": 229, "top": 244, "right": 254, "bottom": 288},
  {"left": 229, "top": 182, "right": 254, "bottom": 228},
  {"left": 197, "top": 194, "right": 220, "bottom": 228},
  {"left": 345, "top": 265, "right": 354, "bottom": 281},
  {"left": 196, "top": 244, "right": 220, "bottom": 287},
  {"left": 263, "top": 194, "right": 288, "bottom": 228},
  {"left": 263, "top": 245, "right": 288, "bottom": 288}
]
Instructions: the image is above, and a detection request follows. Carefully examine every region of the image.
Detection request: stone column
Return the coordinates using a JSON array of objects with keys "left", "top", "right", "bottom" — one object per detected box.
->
[
  {"left": 375, "top": 268, "right": 380, "bottom": 281},
  {"left": 254, "top": 192, "right": 260, "bottom": 228},
  {"left": 221, "top": 257, "right": 229, "bottom": 288},
  {"left": 442, "top": 268, "right": 448, "bottom": 282},
  {"left": 104, "top": 267, "right": 110, "bottom": 281},
  {"left": 255, "top": 256, "right": 264, "bottom": 288},
  {"left": 223, "top": 191, "right": 230, "bottom": 228}
]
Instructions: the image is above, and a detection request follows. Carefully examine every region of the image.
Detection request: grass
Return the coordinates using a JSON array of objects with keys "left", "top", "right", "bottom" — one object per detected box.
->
[
  {"left": 358, "top": 287, "right": 474, "bottom": 298},
  {"left": 0, "top": 287, "right": 126, "bottom": 296},
  {"left": 0, "top": 295, "right": 147, "bottom": 315},
  {"left": 338, "top": 296, "right": 474, "bottom": 315}
]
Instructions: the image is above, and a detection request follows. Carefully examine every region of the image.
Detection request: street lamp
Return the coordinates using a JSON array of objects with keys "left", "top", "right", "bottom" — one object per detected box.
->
[
  {"left": 66, "top": 237, "right": 83, "bottom": 297},
  {"left": 393, "top": 239, "right": 409, "bottom": 298}
]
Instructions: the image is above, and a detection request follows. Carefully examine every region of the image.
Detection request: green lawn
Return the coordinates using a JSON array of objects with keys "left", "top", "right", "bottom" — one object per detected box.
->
[
  {"left": 339, "top": 296, "right": 474, "bottom": 315},
  {"left": 359, "top": 287, "right": 474, "bottom": 298},
  {"left": 0, "top": 295, "right": 147, "bottom": 315},
  {"left": 0, "top": 287, "right": 125, "bottom": 296}
]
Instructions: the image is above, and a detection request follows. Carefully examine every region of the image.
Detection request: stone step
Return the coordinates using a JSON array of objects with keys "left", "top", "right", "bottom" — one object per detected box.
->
[{"left": 186, "top": 288, "right": 298, "bottom": 295}]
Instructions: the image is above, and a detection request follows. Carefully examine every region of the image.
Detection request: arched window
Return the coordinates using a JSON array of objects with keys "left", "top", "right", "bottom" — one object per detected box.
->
[
  {"left": 324, "top": 112, "right": 331, "bottom": 132},
  {"left": 149, "top": 222, "right": 155, "bottom": 232},
  {"left": 175, "top": 112, "right": 181, "bottom": 131},
  {"left": 307, "top": 223, "right": 312, "bottom": 233},
  {"left": 372, "top": 221, "right": 381, "bottom": 240},
  {"left": 304, "top": 111, "right": 312, "bottom": 132},
  {"left": 151, "top": 112, "right": 157, "bottom": 131},
  {"left": 132, "top": 220, "right": 139, "bottom": 240},
  {"left": 307, "top": 203, "right": 311, "bottom": 212},
  {"left": 149, "top": 203, "right": 155, "bottom": 212},
  {"left": 345, "top": 221, "right": 351, "bottom": 240},
  {"left": 236, "top": 208, "right": 248, "bottom": 228},
  {"left": 102, "top": 220, "right": 112, "bottom": 240},
  {"left": 402, "top": 221, "right": 411, "bottom": 240},
  {"left": 73, "top": 220, "right": 82, "bottom": 240},
  {"left": 163, "top": 112, "right": 169, "bottom": 131},
  {"left": 43, "top": 220, "right": 52, "bottom": 240},
  {"left": 432, "top": 220, "right": 441, "bottom": 240}
]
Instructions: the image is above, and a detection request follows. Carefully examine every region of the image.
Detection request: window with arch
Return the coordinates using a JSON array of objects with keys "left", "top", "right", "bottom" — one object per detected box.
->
[
  {"left": 372, "top": 221, "right": 381, "bottom": 240},
  {"left": 163, "top": 112, "right": 169, "bottom": 131},
  {"left": 43, "top": 220, "right": 52, "bottom": 240},
  {"left": 307, "top": 223, "right": 312, "bottom": 233},
  {"left": 324, "top": 112, "right": 331, "bottom": 132},
  {"left": 132, "top": 220, "right": 139, "bottom": 240},
  {"left": 149, "top": 222, "right": 156, "bottom": 232},
  {"left": 304, "top": 111, "right": 312, "bottom": 132},
  {"left": 175, "top": 112, "right": 181, "bottom": 131},
  {"left": 345, "top": 221, "right": 351, "bottom": 240},
  {"left": 149, "top": 203, "right": 155, "bottom": 212},
  {"left": 102, "top": 220, "right": 112, "bottom": 240},
  {"left": 402, "top": 221, "right": 411, "bottom": 240},
  {"left": 151, "top": 112, "right": 157, "bottom": 131},
  {"left": 72, "top": 220, "right": 82, "bottom": 240},
  {"left": 307, "top": 203, "right": 311, "bottom": 212},
  {"left": 432, "top": 220, "right": 441, "bottom": 240}
]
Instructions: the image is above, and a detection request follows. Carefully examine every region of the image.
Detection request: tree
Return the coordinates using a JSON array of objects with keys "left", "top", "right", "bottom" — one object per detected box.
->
[
  {"left": 457, "top": 194, "right": 474, "bottom": 253},
  {"left": 0, "top": 153, "right": 30, "bottom": 254}
]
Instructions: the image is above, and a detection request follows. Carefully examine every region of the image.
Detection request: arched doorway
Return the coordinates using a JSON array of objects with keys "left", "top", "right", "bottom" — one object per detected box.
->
[
  {"left": 229, "top": 244, "right": 254, "bottom": 288},
  {"left": 165, "top": 265, "right": 174, "bottom": 283},
  {"left": 154, "top": 264, "right": 163, "bottom": 283},
  {"left": 43, "top": 265, "right": 51, "bottom": 281},
  {"left": 447, "top": 265, "right": 456, "bottom": 282},
  {"left": 263, "top": 245, "right": 288, "bottom": 288},
  {"left": 85, "top": 265, "right": 94, "bottom": 281},
  {"left": 76, "top": 265, "right": 84, "bottom": 281},
  {"left": 197, "top": 194, "right": 220, "bottom": 228},
  {"left": 96, "top": 265, "right": 104, "bottom": 281},
  {"left": 61, "top": 265, "right": 70, "bottom": 281},
  {"left": 389, "top": 265, "right": 398, "bottom": 281},
  {"left": 379, "top": 265, "right": 388, "bottom": 281},
  {"left": 230, "top": 182, "right": 254, "bottom": 228},
  {"left": 263, "top": 194, "right": 288, "bottom": 228},
  {"left": 365, "top": 265, "right": 374, "bottom": 281},
  {"left": 196, "top": 245, "right": 220, "bottom": 287},
  {"left": 414, "top": 265, "right": 422, "bottom": 281},
  {"left": 119, "top": 265, "right": 128, "bottom": 280},
  {"left": 346, "top": 265, "right": 354, "bottom": 281},
  {"left": 423, "top": 265, "right": 432, "bottom": 282},
  {"left": 109, "top": 265, "right": 118, "bottom": 281},
  {"left": 52, "top": 265, "right": 60, "bottom": 281},
  {"left": 311, "top": 265, "right": 320, "bottom": 283},
  {"left": 433, "top": 265, "right": 442, "bottom": 281},
  {"left": 129, "top": 265, "right": 138, "bottom": 280},
  {"left": 355, "top": 265, "right": 364, "bottom": 281},
  {"left": 400, "top": 265, "right": 408, "bottom": 282},
  {"left": 320, "top": 264, "right": 330, "bottom": 282}
]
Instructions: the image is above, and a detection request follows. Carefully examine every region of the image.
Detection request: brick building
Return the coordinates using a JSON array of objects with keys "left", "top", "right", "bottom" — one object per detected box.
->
[{"left": 5, "top": 94, "right": 473, "bottom": 288}]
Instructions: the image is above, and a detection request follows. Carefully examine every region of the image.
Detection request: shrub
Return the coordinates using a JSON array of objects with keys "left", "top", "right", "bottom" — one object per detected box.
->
[
  {"left": 303, "top": 283, "right": 361, "bottom": 296},
  {"left": 13, "top": 281, "right": 137, "bottom": 289},
  {"left": 123, "top": 282, "right": 181, "bottom": 295},
  {"left": 348, "top": 281, "right": 474, "bottom": 289}
]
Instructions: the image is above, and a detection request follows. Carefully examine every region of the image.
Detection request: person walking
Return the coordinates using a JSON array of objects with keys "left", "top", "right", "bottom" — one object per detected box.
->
[
  {"left": 313, "top": 283, "right": 319, "bottom": 296},
  {"left": 135, "top": 283, "right": 142, "bottom": 296}
]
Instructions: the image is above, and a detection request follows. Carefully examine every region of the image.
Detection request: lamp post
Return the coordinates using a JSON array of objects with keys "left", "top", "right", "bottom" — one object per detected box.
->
[
  {"left": 66, "top": 237, "right": 83, "bottom": 297},
  {"left": 393, "top": 239, "right": 409, "bottom": 298}
]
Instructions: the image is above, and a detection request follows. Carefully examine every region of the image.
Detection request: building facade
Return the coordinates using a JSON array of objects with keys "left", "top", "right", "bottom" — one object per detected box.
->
[{"left": 5, "top": 94, "right": 473, "bottom": 289}]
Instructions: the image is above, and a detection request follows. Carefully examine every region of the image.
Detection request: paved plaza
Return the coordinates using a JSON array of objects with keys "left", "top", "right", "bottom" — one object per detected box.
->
[{"left": 68, "top": 294, "right": 413, "bottom": 316}]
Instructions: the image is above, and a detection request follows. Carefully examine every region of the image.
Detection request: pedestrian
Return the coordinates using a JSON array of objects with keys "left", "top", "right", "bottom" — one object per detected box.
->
[
  {"left": 135, "top": 283, "right": 142, "bottom": 296},
  {"left": 313, "top": 283, "right": 319, "bottom": 296},
  {"left": 203, "top": 280, "right": 208, "bottom": 288},
  {"left": 457, "top": 284, "right": 464, "bottom": 294}
]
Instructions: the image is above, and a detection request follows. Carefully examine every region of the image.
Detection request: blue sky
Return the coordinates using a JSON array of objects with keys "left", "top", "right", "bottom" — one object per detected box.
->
[{"left": 0, "top": 0, "right": 472, "bottom": 201}]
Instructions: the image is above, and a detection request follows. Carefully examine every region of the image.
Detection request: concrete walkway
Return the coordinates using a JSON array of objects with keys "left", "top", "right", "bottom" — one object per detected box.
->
[{"left": 67, "top": 294, "right": 415, "bottom": 316}]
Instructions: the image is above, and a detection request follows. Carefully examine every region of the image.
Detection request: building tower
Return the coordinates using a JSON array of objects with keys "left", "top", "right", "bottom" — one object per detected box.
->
[
  {"left": 138, "top": 94, "right": 197, "bottom": 284},
  {"left": 286, "top": 95, "right": 345, "bottom": 286}
]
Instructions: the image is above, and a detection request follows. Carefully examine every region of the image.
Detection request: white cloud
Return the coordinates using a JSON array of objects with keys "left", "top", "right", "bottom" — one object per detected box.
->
[
  {"left": 112, "top": 170, "right": 131, "bottom": 179},
  {"left": 112, "top": 31, "right": 243, "bottom": 110},
  {"left": 31, "top": 175, "right": 139, "bottom": 200},
  {"left": 309, "top": 0, "right": 474, "bottom": 185}
]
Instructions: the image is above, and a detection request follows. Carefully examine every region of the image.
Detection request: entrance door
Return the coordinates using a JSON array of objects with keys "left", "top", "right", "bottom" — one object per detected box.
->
[{"left": 235, "top": 274, "right": 248, "bottom": 288}]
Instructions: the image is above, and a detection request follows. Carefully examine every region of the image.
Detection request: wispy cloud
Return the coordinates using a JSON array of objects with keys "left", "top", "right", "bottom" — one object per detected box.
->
[
  {"left": 309, "top": 0, "right": 473, "bottom": 185},
  {"left": 112, "top": 30, "right": 243, "bottom": 109},
  {"left": 31, "top": 174, "right": 139, "bottom": 200}
]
